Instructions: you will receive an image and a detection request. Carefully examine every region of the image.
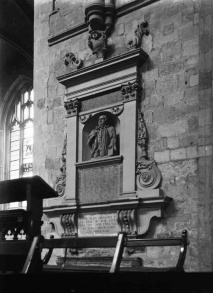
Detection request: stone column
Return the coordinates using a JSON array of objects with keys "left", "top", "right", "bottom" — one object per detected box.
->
[
  {"left": 121, "top": 80, "right": 141, "bottom": 195},
  {"left": 64, "top": 99, "right": 79, "bottom": 204}
]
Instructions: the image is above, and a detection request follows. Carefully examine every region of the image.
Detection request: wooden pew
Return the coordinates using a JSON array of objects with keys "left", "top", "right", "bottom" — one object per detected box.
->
[
  {"left": 23, "top": 233, "right": 126, "bottom": 273},
  {"left": 0, "top": 176, "right": 58, "bottom": 273},
  {"left": 123, "top": 229, "right": 189, "bottom": 272},
  {"left": 25, "top": 229, "right": 188, "bottom": 273}
]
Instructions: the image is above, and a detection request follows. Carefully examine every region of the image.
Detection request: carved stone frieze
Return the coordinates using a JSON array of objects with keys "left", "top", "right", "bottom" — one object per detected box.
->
[
  {"left": 64, "top": 99, "right": 80, "bottom": 117},
  {"left": 64, "top": 52, "right": 83, "bottom": 70},
  {"left": 109, "top": 105, "right": 124, "bottom": 116},
  {"left": 55, "top": 133, "right": 67, "bottom": 197},
  {"left": 60, "top": 213, "right": 77, "bottom": 237},
  {"left": 127, "top": 21, "right": 149, "bottom": 50},
  {"left": 121, "top": 80, "right": 142, "bottom": 102},
  {"left": 79, "top": 114, "right": 91, "bottom": 124},
  {"left": 117, "top": 209, "right": 137, "bottom": 236}
]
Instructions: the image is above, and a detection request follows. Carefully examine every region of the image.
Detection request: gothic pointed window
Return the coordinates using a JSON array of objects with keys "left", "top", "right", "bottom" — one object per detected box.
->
[{"left": 8, "top": 88, "right": 34, "bottom": 209}]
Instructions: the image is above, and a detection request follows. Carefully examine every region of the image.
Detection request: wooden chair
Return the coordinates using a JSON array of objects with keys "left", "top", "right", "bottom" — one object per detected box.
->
[{"left": 0, "top": 176, "right": 58, "bottom": 273}]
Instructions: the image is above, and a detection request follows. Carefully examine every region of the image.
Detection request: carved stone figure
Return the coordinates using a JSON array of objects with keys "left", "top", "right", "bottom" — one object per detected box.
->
[
  {"left": 87, "top": 115, "right": 117, "bottom": 158},
  {"left": 88, "top": 30, "right": 107, "bottom": 59},
  {"left": 127, "top": 21, "right": 149, "bottom": 50}
]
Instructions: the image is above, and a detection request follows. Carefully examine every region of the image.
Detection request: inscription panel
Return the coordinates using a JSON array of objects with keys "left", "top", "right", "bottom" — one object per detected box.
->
[
  {"left": 78, "top": 164, "right": 122, "bottom": 204},
  {"left": 81, "top": 90, "right": 122, "bottom": 112},
  {"left": 78, "top": 212, "right": 118, "bottom": 236}
]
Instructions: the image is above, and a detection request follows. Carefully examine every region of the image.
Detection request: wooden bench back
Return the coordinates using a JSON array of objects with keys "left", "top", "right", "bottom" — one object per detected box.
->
[{"left": 22, "top": 230, "right": 189, "bottom": 273}]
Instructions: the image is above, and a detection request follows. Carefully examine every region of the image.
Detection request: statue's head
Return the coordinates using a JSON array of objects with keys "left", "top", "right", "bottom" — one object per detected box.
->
[{"left": 98, "top": 115, "right": 107, "bottom": 126}]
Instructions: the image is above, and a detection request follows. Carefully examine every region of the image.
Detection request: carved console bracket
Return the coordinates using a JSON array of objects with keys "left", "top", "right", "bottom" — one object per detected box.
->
[
  {"left": 64, "top": 98, "right": 80, "bottom": 117},
  {"left": 60, "top": 213, "right": 77, "bottom": 237},
  {"left": 85, "top": 0, "right": 115, "bottom": 59},
  {"left": 55, "top": 133, "right": 67, "bottom": 197},
  {"left": 127, "top": 21, "right": 149, "bottom": 50},
  {"left": 117, "top": 209, "right": 137, "bottom": 236}
]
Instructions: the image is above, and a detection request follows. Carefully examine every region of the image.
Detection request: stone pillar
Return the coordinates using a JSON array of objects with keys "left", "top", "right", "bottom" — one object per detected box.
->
[
  {"left": 122, "top": 100, "right": 137, "bottom": 194},
  {"left": 64, "top": 99, "right": 79, "bottom": 203},
  {"left": 121, "top": 80, "right": 141, "bottom": 195}
]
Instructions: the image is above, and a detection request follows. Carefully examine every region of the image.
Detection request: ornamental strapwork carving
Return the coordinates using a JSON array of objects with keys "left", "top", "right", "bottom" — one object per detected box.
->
[
  {"left": 64, "top": 99, "right": 80, "bottom": 117},
  {"left": 117, "top": 209, "right": 137, "bottom": 236},
  {"left": 136, "top": 159, "right": 161, "bottom": 190},
  {"left": 121, "top": 80, "right": 142, "bottom": 102},
  {"left": 55, "top": 133, "right": 67, "bottom": 197},
  {"left": 85, "top": 0, "right": 115, "bottom": 59},
  {"left": 64, "top": 52, "right": 83, "bottom": 70},
  {"left": 137, "top": 112, "right": 162, "bottom": 190},
  {"left": 60, "top": 213, "right": 77, "bottom": 237},
  {"left": 127, "top": 21, "right": 149, "bottom": 50}
]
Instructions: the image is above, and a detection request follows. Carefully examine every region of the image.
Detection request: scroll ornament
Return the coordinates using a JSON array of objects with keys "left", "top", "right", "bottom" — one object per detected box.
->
[
  {"left": 137, "top": 112, "right": 161, "bottom": 190},
  {"left": 127, "top": 21, "right": 149, "bottom": 50},
  {"left": 64, "top": 52, "right": 83, "bottom": 70},
  {"left": 55, "top": 134, "right": 67, "bottom": 197}
]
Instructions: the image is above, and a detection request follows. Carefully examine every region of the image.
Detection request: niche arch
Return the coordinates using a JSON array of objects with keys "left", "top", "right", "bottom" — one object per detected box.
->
[{"left": 82, "top": 111, "right": 120, "bottom": 161}]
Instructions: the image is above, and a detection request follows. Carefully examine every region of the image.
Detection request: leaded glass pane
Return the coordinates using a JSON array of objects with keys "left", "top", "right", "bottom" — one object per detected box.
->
[
  {"left": 11, "top": 130, "right": 20, "bottom": 142},
  {"left": 17, "top": 101, "right": 21, "bottom": 121},
  {"left": 10, "top": 170, "right": 19, "bottom": 179},
  {"left": 24, "top": 91, "right": 28, "bottom": 103},
  {"left": 23, "top": 139, "right": 33, "bottom": 157},
  {"left": 11, "top": 140, "right": 19, "bottom": 151},
  {"left": 10, "top": 150, "right": 20, "bottom": 161},
  {"left": 29, "top": 104, "right": 34, "bottom": 119},
  {"left": 30, "top": 90, "right": 34, "bottom": 101},
  {"left": 11, "top": 121, "right": 20, "bottom": 131},
  {"left": 10, "top": 160, "right": 19, "bottom": 171},
  {"left": 23, "top": 106, "right": 29, "bottom": 120}
]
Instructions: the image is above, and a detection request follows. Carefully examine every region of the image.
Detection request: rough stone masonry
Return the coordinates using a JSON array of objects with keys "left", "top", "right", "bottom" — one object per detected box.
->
[{"left": 34, "top": 0, "right": 213, "bottom": 271}]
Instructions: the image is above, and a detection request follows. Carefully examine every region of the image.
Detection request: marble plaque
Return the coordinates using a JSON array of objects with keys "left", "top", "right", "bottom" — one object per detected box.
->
[{"left": 78, "top": 212, "right": 118, "bottom": 236}]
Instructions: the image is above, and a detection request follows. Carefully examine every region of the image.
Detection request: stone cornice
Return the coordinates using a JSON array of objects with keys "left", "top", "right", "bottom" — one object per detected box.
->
[
  {"left": 43, "top": 195, "right": 172, "bottom": 216},
  {"left": 58, "top": 49, "right": 148, "bottom": 96},
  {"left": 48, "top": 0, "right": 159, "bottom": 46},
  {"left": 75, "top": 155, "right": 123, "bottom": 168}
]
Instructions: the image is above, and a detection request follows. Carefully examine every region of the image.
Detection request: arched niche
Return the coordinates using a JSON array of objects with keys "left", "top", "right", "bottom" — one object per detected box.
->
[{"left": 82, "top": 111, "right": 120, "bottom": 162}]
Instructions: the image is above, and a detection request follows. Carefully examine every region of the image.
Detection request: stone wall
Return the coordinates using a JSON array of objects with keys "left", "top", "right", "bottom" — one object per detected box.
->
[{"left": 34, "top": 0, "right": 213, "bottom": 271}]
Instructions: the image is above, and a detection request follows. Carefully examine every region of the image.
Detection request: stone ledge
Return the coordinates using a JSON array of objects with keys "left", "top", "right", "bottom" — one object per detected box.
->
[{"left": 76, "top": 155, "right": 123, "bottom": 168}]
